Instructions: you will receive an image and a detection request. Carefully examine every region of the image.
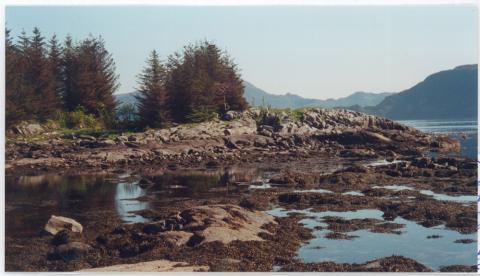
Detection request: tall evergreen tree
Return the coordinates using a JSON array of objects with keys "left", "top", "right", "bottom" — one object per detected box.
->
[
  {"left": 62, "top": 34, "right": 80, "bottom": 112},
  {"left": 5, "top": 28, "right": 27, "bottom": 125},
  {"left": 165, "top": 51, "right": 193, "bottom": 123},
  {"left": 47, "top": 34, "right": 64, "bottom": 105},
  {"left": 63, "top": 35, "right": 119, "bottom": 115},
  {"left": 10, "top": 30, "right": 37, "bottom": 122},
  {"left": 166, "top": 41, "right": 248, "bottom": 123},
  {"left": 6, "top": 29, "right": 120, "bottom": 126},
  {"left": 23, "top": 27, "right": 60, "bottom": 120},
  {"left": 135, "top": 50, "right": 170, "bottom": 128}
]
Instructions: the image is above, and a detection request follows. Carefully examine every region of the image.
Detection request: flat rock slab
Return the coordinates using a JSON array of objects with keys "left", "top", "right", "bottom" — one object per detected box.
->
[
  {"left": 181, "top": 204, "right": 277, "bottom": 245},
  {"left": 78, "top": 260, "right": 209, "bottom": 272}
]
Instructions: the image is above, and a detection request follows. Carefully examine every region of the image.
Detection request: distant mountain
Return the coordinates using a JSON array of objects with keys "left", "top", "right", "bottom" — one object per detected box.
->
[
  {"left": 351, "top": 65, "right": 478, "bottom": 120},
  {"left": 243, "top": 81, "right": 393, "bottom": 108},
  {"left": 116, "top": 92, "right": 138, "bottom": 106},
  {"left": 116, "top": 82, "right": 393, "bottom": 109},
  {"left": 243, "top": 82, "right": 320, "bottom": 108}
]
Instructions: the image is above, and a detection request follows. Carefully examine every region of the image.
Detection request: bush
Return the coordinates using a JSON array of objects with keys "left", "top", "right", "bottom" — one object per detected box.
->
[
  {"left": 55, "top": 107, "right": 102, "bottom": 129},
  {"left": 99, "top": 106, "right": 118, "bottom": 129},
  {"left": 186, "top": 107, "right": 218, "bottom": 123}
]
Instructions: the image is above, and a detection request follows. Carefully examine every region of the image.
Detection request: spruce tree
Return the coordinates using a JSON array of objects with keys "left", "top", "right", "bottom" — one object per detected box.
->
[
  {"left": 63, "top": 36, "right": 119, "bottom": 116},
  {"left": 11, "top": 30, "right": 37, "bottom": 122},
  {"left": 135, "top": 50, "right": 170, "bottom": 128},
  {"left": 62, "top": 34, "right": 80, "bottom": 111},
  {"left": 5, "top": 28, "right": 27, "bottom": 125},
  {"left": 48, "top": 34, "right": 64, "bottom": 105},
  {"left": 166, "top": 41, "right": 248, "bottom": 123},
  {"left": 23, "top": 27, "right": 59, "bottom": 120}
]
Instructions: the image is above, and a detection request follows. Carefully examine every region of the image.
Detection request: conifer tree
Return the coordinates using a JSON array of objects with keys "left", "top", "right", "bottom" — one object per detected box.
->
[
  {"left": 10, "top": 30, "right": 37, "bottom": 122},
  {"left": 63, "top": 35, "right": 119, "bottom": 115},
  {"left": 5, "top": 28, "right": 27, "bottom": 125},
  {"left": 48, "top": 34, "right": 64, "bottom": 104},
  {"left": 6, "top": 28, "right": 120, "bottom": 126},
  {"left": 23, "top": 27, "right": 59, "bottom": 120},
  {"left": 62, "top": 34, "right": 80, "bottom": 111},
  {"left": 166, "top": 41, "right": 248, "bottom": 123},
  {"left": 135, "top": 50, "right": 170, "bottom": 128}
]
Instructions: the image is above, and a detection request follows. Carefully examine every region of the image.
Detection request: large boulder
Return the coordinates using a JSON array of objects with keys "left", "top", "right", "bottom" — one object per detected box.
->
[{"left": 44, "top": 215, "right": 83, "bottom": 235}]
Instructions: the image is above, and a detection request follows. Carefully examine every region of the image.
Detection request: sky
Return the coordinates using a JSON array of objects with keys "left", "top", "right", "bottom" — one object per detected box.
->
[{"left": 5, "top": 5, "right": 478, "bottom": 99}]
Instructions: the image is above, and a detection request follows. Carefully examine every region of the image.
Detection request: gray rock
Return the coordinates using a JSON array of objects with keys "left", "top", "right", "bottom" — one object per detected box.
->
[
  {"left": 12, "top": 123, "right": 44, "bottom": 136},
  {"left": 254, "top": 136, "right": 270, "bottom": 147},
  {"left": 223, "top": 110, "right": 241, "bottom": 121},
  {"left": 44, "top": 215, "right": 83, "bottom": 235}
]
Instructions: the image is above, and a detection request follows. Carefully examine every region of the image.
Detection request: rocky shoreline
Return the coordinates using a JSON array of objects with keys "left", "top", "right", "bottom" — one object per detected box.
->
[
  {"left": 5, "top": 108, "right": 477, "bottom": 272},
  {"left": 6, "top": 108, "right": 460, "bottom": 174}
]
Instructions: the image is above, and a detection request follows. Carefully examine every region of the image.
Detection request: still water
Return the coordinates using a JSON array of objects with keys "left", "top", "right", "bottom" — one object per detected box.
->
[
  {"left": 268, "top": 208, "right": 477, "bottom": 270},
  {"left": 399, "top": 119, "right": 477, "bottom": 159},
  {"left": 5, "top": 168, "right": 267, "bottom": 237},
  {"left": 6, "top": 166, "right": 477, "bottom": 271}
]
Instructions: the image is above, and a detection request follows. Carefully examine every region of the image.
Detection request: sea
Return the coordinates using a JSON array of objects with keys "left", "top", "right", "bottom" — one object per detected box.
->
[{"left": 398, "top": 119, "right": 478, "bottom": 160}]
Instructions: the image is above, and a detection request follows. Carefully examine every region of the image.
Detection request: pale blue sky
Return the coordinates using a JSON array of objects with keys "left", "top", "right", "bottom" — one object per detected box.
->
[{"left": 5, "top": 5, "right": 478, "bottom": 99}]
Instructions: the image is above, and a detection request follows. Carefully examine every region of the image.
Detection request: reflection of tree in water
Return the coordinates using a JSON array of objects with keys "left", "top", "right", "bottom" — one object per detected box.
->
[
  {"left": 115, "top": 182, "right": 149, "bottom": 223},
  {"left": 219, "top": 171, "right": 230, "bottom": 186},
  {"left": 150, "top": 173, "right": 220, "bottom": 198},
  {"left": 7, "top": 174, "right": 120, "bottom": 213},
  {"left": 223, "top": 166, "right": 263, "bottom": 183},
  {"left": 5, "top": 174, "right": 119, "bottom": 237},
  {"left": 146, "top": 167, "right": 264, "bottom": 198},
  {"left": 119, "top": 182, "right": 141, "bottom": 198}
]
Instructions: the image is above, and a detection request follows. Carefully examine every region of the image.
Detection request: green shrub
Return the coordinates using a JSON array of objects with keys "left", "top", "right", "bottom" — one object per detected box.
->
[
  {"left": 186, "top": 107, "right": 218, "bottom": 123},
  {"left": 99, "top": 107, "right": 118, "bottom": 129},
  {"left": 55, "top": 107, "right": 102, "bottom": 129}
]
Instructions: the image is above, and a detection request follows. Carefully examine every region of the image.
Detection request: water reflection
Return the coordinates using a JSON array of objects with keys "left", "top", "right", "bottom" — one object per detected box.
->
[
  {"left": 5, "top": 167, "right": 269, "bottom": 237},
  {"left": 5, "top": 174, "right": 116, "bottom": 237},
  {"left": 115, "top": 182, "right": 150, "bottom": 223},
  {"left": 268, "top": 208, "right": 476, "bottom": 270}
]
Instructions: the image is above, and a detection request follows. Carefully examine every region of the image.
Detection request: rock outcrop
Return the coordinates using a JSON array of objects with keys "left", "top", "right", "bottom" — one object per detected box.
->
[
  {"left": 180, "top": 204, "right": 276, "bottom": 245},
  {"left": 6, "top": 108, "right": 460, "bottom": 172}
]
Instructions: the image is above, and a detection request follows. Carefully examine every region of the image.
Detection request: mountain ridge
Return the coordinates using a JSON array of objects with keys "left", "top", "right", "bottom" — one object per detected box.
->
[
  {"left": 116, "top": 82, "right": 393, "bottom": 109},
  {"left": 242, "top": 81, "right": 393, "bottom": 108},
  {"left": 116, "top": 64, "right": 477, "bottom": 120},
  {"left": 350, "top": 64, "right": 478, "bottom": 120}
]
